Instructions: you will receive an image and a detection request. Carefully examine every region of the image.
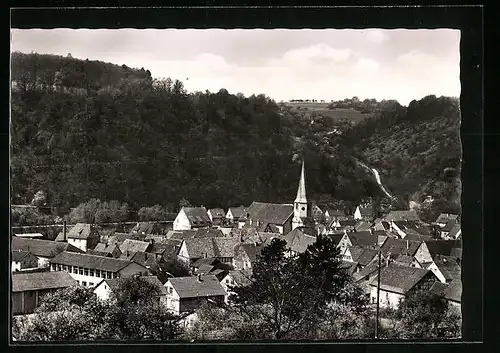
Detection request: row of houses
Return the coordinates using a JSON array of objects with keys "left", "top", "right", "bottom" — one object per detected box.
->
[{"left": 11, "top": 160, "right": 462, "bottom": 326}]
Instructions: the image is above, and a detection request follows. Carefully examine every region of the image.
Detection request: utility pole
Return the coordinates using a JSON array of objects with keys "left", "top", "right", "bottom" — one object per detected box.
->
[{"left": 375, "top": 247, "right": 381, "bottom": 339}]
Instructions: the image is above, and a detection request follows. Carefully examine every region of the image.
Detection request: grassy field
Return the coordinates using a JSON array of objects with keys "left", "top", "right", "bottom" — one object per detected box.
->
[{"left": 285, "top": 102, "right": 372, "bottom": 123}]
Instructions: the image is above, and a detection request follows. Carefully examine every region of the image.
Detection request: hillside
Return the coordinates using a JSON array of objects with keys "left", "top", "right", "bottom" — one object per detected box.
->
[{"left": 10, "top": 52, "right": 461, "bottom": 222}]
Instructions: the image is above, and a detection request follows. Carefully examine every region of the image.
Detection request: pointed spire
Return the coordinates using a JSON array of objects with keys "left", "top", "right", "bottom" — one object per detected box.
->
[{"left": 295, "top": 160, "right": 307, "bottom": 203}]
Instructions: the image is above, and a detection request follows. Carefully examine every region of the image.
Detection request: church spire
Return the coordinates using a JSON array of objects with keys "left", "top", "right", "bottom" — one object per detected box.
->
[{"left": 295, "top": 160, "right": 307, "bottom": 203}]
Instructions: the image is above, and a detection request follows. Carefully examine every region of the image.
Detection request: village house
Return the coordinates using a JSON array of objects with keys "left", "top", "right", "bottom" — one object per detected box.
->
[
  {"left": 324, "top": 209, "right": 347, "bottom": 222},
  {"left": 173, "top": 207, "right": 212, "bottom": 231},
  {"left": 233, "top": 243, "right": 265, "bottom": 270},
  {"left": 283, "top": 228, "right": 317, "bottom": 257},
  {"left": 354, "top": 220, "right": 373, "bottom": 232},
  {"left": 93, "top": 275, "right": 167, "bottom": 304},
  {"left": 89, "top": 243, "right": 122, "bottom": 258},
  {"left": 380, "top": 238, "right": 423, "bottom": 259},
  {"left": 164, "top": 274, "right": 227, "bottom": 315},
  {"left": 243, "top": 202, "right": 294, "bottom": 235},
  {"left": 66, "top": 223, "right": 100, "bottom": 252},
  {"left": 435, "top": 213, "right": 459, "bottom": 228},
  {"left": 369, "top": 264, "right": 438, "bottom": 309},
  {"left": 12, "top": 271, "right": 76, "bottom": 315},
  {"left": 207, "top": 208, "right": 225, "bottom": 225},
  {"left": 49, "top": 251, "right": 151, "bottom": 288},
  {"left": 105, "top": 232, "right": 138, "bottom": 247},
  {"left": 177, "top": 237, "right": 237, "bottom": 266},
  {"left": 439, "top": 220, "right": 461, "bottom": 239},
  {"left": 225, "top": 206, "right": 247, "bottom": 223},
  {"left": 11, "top": 250, "right": 39, "bottom": 272},
  {"left": 337, "top": 231, "right": 378, "bottom": 254},
  {"left": 220, "top": 269, "right": 252, "bottom": 304},
  {"left": 389, "top": 220, "right": 432, "bottom": 239},
  {"left": 342, "top": 246, "right": 378, "bottom": 269},
  {"left": 167, "top": 228, "right": 224, "bottom": 241},
  {"left": 414, "top": 239, "right": 462, "bottom": 265},
  {"left": 131, "top": 222, "right": 165, "bottom": 237},
  {"left": 12, "top": 237, "right": 83, "bottom": 268},
  {"left": 425, "top": 254, "right": 461, "bottom": 284},
  {"left": 353, "top": 258, "right": 388, "bottom": 295},
  {"left": 353, "top": 206, "right": 374, "bottom": 221},
  {"left": 120, "top": 251, "right": 161, "bottom": 272},
  {"left": 119, "top": 238, "right": 153, "bottom": 254}
]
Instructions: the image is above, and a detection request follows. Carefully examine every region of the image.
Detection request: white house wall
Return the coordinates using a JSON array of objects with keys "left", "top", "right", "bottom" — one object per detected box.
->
[
  {"left": 370, "top": 287, "right": 404, "bottom": 309},
  {"left": 173, "top": 209, "right": 191, "bottom": 231}
]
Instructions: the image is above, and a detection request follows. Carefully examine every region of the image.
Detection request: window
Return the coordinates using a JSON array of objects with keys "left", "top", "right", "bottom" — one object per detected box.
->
[
  {"left": 57, "top": 264, "right": 62, "bottom": 271},
  {"left": 107, "top": 272, "right": 112, "bottom": 279},
  {"left": 301, "top": 207, "right": 305, "bottom": 211},
  {"left": 82, "top": 281, "right": 87, "bottom": 286},
  {"left": 90, "top": 269, "right": 94, "bottom": 276},
  {"left": 101, "top": 271, "right": 106, "bottom": 278},
  {"left": 84, "top": 268, "right": 89, "bottom": 276},
  {"left": 96, "top": 270, "right": 101, "bottom": 277},
  {"left": 79, "top": 268, "right": 84, "bottom": 275},
  {"left": 51, "top": 264, "right": 56, "bottom": 271},
  {"left": 89, "top": 282, "right": 94, "bottom": 286},
  {"left": 168, "top": 287, "right": 173, "bottom": 294},
  {"left": 113, "top": 273, "right": 118, "bottom": 279},
  {"left": 62, "top": 265, "right": 67, "bottom": 271}
]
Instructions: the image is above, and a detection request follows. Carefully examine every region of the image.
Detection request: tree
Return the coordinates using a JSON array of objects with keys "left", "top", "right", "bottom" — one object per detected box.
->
[
  {"left": 31, "top": 190, "right": 48, "bottom": 207},
  {"left": 229, "top": 236, "right": 352, "bottom": 339},
  {"left": 388, "top": 289, "right": 461, "bottom": 339},
  {"left": 178, "top": 198, "right": 192, "bottom": 209},
  {"left": 13, "top": 278, "right": 184, "bottom": 341},
  {"left": 68, "top": 199, "right": 129, "bottom": 224},
  {"left": 137, "top": 204, "right": 169, "bottom": 221}
]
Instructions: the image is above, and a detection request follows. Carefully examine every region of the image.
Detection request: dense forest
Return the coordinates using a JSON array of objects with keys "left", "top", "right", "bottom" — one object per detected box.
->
[{"left": 11, "top": 52, "right": 461, "bottom": 222}]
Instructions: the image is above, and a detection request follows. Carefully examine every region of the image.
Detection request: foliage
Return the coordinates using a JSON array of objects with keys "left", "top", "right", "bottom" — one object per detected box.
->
[
  {"left": 11, "top": 206, "right": 55, "bottom": 226},
  {"left": 137, "top": 204, "right": 172, "bottom": 221},
  {"left": 13, "top": 278, "right": 183, "bottom": 341},
  {"left": 68, "top": 198, "right": 129, "bottom": 224},
  {"left": 386, "top": 289, "right": 461, "bottom": 339},
  {"left": 30, "top": 190, "right": 48, "bottom": 207},
  {"left": 227, "top": 236, "right": 358, "bottom": 339},
  {"left": 11, "top": 52, "right": 461, "bottom": 220}
]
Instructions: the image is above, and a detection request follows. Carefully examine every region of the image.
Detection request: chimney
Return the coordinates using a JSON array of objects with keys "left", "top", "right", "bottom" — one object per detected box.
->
[
  {"left": 63, "top": 221, "right": 67, "bottom": 242},
  {"left": 406, "top": 240, "right": 409, "bottom": 250}
]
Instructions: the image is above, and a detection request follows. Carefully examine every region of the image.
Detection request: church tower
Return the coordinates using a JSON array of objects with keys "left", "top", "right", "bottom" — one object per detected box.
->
[{"left": 292, "top": 160, "right": 312, "bottom": 230}]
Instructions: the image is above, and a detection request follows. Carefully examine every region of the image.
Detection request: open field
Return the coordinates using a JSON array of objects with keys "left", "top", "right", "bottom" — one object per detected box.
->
[{"left": 285, "top": 103, "right": 373, "bottom": 123}]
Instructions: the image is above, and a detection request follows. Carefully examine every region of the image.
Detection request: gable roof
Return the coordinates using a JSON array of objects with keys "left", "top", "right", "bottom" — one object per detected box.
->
[
  {"left": 246, "top": 202, "right": 294, "bottom": 226},
  {"left": 444, "top": 279, "right": 462, "bottom": 303},
  {"left": 120, "top": 251, "right": 158, "bottom": 269},
  {"left": 346, "top": 232, "right": 378, "bottom": 248},
  {"left": 12, "top": 271, "right": 76, "bottom": 292},
  {"left": 429, "top": 281, "right": 449, "bottom": 297},
  {"left": 349, "top": 247, "right": 378, "bottom": 266},
  {"left": 225, "top": 269, "right": 253, "bottom": 287},
  {"left": 358, "top": 207, "right": 374, "bottom": 216},
  {"left": 131, "top": 222, "right": 164, "bottom": 235},
  {"left": 327, "top": 234, "right": 344, "bottom": 246},
  {"left": 447, "top": 224, "right": 461, "bottom": 239},
  {"left": 433, "top": 255, "right": 461, "bottom": 282},
  {"left": 120, "top": 239, "right": 151, "bottom": 254},
  {"left": 50, "top": 251, "right": 145, "bottom": 273},
  {"left": 284, "top": 228, "right": 316, "bottom": 254},
  {"left": 425, "top": 240, "right": 462, "bottom": 258},
  {"left": 326, "top": 209, "right": 345, "bottom": 217},
  {"left": 182, "top": 207, "right": 211, "bottom": 227},
  {"left": 11, "top": 250, "right": 35, "bottom": 262},
  {"left": 67, "top": 223, "right": 95, "bottom": 239},
  {"left": 208, "top": 208, "right": 225, "bottom": 218},
  {"left": 106, "top": 233, "right": 137, "bottom": 246},
  {"left": 12, "top": 237, "right": 83, "bottom": 258},
  {"left": 381, "top": 238, "right": 422, "bottom": 257},
  {"left": 182, "top": 237, "right": 237, "bottom": 259},
  {"left": 355, "top": 221, "right": 372, "bottom": 232},
  {"left": 369, "top": 264, "right": 431, "bottom": 295},
  {"left": 339, "top": 220, "right": 357, "bottom": 227},
  {"left": 353, "top": 258, "right": 388, "bottom": 282},
  {"left": 384, "top": 210, "right": 421, "bottom": 222},
  {"left": 436, "top": 213, "right": 459, "bottom": 224},
  {"left": 167, "top": 275, "right": 226, "bottom": 298},
  {"left": 393, "top": 254, "right": 415, "bottom": 267},
  {"left": 228, "top": 206, "right": 247, "bottom": 219}
]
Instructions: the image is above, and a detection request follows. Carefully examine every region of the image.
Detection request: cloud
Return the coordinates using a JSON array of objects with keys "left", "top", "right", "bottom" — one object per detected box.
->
[
  {"left": 366, "top": 29, "right": 389, "bottom": 44},
  {"left": 353, "top": 58, "right": 380, "bottom": 73},
  {"left": 282, "top": 44, "right": 352, "bottom": 65}
]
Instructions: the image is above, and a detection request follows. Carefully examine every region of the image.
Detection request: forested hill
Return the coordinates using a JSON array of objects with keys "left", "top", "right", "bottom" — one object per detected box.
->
[{"left": 11, "top": 52, "right": 461, "bottom": 222}]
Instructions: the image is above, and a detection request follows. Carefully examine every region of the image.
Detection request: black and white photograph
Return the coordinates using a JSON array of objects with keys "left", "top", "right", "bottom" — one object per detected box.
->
[{"left": 10, "top": 24, "right": 464, "bottom": 342}]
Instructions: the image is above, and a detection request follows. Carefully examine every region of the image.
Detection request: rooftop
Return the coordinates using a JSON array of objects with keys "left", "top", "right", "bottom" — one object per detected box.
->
[
  {"left": 246, "top": 202, "right": 294, "bottom": 226},
  {"left": 51, "top": 251, "right": 142, "bottom": 273},
  {"left": 167, "top": 275, "right": 227, "bottom": 298},
  {"left": 369, "top": 264, "right": 431, "bottom": 295},
  {"left": 12, "top": 237, "right": 83, "bottom": 258},
  {"left": 12, "top": 271, "right": 76, "bottom": 292}
]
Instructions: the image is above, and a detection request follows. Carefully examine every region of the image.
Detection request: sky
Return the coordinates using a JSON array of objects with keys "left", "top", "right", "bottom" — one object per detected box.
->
[{"left": 11, "top": 29, "right": 461, "bottom": 105}]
